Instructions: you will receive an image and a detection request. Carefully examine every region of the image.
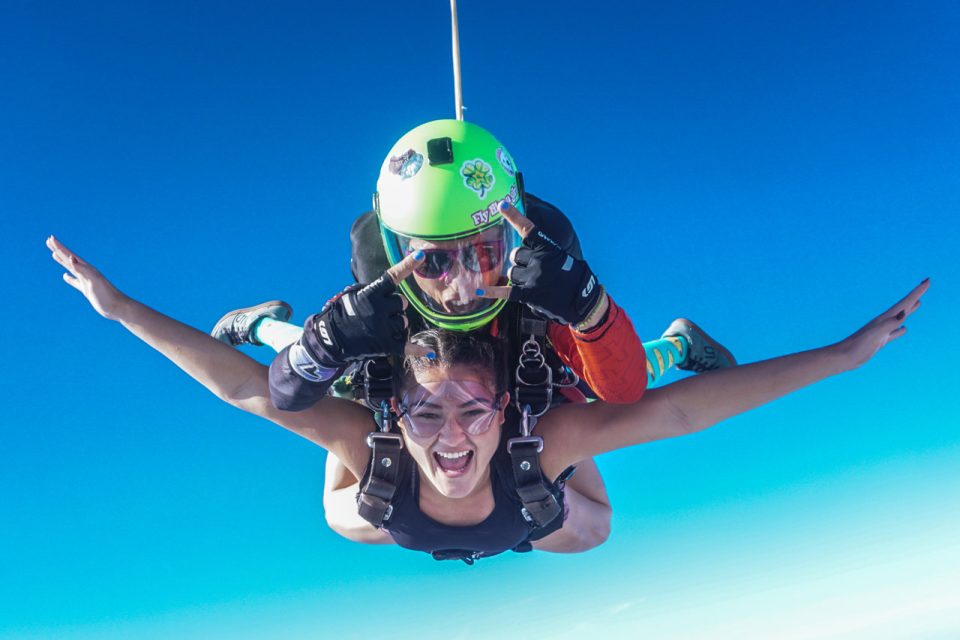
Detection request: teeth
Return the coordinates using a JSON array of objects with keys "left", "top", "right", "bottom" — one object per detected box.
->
[{"left": 436, "top": 450, "right": 469, "bottom": 459}]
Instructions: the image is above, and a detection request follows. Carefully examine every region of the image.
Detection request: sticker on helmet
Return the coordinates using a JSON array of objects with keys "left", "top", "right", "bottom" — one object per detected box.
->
[
  {"left": 388, "top": 149, "right": 424, "bottom": 180},
  {"left": 469, "top": 185, "right": 519, "bottom": 227},
  {"left": 496, "top": 147, "right": 516, "bottom": 177},
  {"left": 461, "top": 159, "right": 495, "bottom": 199}
]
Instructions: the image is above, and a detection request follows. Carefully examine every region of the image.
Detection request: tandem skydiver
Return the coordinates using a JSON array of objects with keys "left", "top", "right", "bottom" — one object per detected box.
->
[
  {"left": 47, "top": 234, "right": 928, "bottom": 561},
  {"left": 207, "top": 120, "right": 738, "bottom": 545}
]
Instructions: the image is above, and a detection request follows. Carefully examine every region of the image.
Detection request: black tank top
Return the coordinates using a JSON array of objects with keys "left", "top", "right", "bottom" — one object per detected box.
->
[{"left": 372, "top": 410, "right": 567, "bottom": 561}]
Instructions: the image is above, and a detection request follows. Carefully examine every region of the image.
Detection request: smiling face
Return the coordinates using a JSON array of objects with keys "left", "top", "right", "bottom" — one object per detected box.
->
[{"left": 396, "top": 365, "right": 508, "bottom": 500}]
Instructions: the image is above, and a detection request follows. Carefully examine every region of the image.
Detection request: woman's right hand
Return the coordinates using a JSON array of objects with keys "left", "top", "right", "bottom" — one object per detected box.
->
[{"left": 47, "top": 235, "right": 129, "bottom": 320}]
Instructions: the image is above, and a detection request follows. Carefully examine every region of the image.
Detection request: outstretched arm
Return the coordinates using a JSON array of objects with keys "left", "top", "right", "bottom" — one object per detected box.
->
[
  {"left": 541, "top": 280, "right": 929, "bottom": 474},
  {"left": 46, "top": 236, "right": 372, "bottom": 476}
]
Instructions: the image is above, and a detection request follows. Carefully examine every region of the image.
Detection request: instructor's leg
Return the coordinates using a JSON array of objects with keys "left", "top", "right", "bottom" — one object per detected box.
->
[{"left": 211, "top": 301, "right": 303, "bottom": 352}]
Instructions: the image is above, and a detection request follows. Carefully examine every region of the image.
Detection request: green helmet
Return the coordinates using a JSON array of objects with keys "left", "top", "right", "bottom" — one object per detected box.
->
[{"left": 374, "top": 119, "right": 524, "bottom": 331}]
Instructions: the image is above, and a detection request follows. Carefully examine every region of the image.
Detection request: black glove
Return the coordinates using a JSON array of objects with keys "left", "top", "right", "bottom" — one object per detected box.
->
[
  {"left": 508, "top": 227, "right": 603, "bottom": 325},
  {"left": 298, "top": 275, "right": 407, "bottom": 371}
]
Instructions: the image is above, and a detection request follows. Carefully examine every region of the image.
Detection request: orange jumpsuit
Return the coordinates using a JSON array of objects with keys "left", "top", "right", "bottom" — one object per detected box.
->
[{"left": 546, "top": 295, "right": 647, "bottom": 404}]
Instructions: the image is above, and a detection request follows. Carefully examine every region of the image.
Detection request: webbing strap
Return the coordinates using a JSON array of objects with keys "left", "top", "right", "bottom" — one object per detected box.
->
[
  {"left": 506, "top": 436, "right": 562, "bottom": 527},
  {"left": 357, "top": 432, "right": 403, "bottom": 527}
]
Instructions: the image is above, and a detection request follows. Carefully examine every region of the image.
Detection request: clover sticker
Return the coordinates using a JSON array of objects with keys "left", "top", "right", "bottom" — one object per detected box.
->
[{"left": 461, "top": 159, "right": 495, "bottom": 199}]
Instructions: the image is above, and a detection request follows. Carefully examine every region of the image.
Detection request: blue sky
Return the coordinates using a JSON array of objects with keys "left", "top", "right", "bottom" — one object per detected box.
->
[{"left": 2, "top": 1, "right": 958, "bottom": 638}]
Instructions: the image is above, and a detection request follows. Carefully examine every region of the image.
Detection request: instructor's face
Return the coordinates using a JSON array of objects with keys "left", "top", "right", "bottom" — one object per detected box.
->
[{"left": 407, "top": 228, "right": 505, "bottom": 315}]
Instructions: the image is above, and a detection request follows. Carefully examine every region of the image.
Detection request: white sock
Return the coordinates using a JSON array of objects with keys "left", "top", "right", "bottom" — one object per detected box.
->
[{"left": 254, "top": 318, "right": 304, "bottom": 353}]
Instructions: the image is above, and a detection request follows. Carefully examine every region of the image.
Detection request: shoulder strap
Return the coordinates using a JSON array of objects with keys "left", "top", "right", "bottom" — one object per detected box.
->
[
  {"left": 355, "top": 395, "right": 404, "bottom": 527},
  {"left": 493, "top": 404, "right": 563, "bottom": 531},
  {"left": 505, "top": 407, "right": 562, "bottom": 528}
]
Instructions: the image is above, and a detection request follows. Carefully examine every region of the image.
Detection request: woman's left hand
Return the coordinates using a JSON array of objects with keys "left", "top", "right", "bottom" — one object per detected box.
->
[
  {"left": 836, "top": 278, "right": 929, "bottom": 370},
  {"left": 47, "top": 235, "right": 129, "bottom": 320}
]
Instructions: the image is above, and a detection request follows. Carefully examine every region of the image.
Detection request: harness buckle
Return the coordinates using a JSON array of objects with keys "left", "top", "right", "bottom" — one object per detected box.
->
[
  {"left": 366, "top": 431, "right": 403, "bottom": 449},
  {"left": 357, "top": 493, "right": 394, "bottom": 524},
  {"left": 506, "top": 435, "right": 544, "bottom": 454}
]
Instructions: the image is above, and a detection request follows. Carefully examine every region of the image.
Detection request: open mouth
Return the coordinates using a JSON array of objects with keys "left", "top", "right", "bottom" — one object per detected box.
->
[
  {"left": 433, "top": 450, "right": 474, "bottom": 476},
  {"left": 441, "top": 299, "right": 482, "bottom": 314}
]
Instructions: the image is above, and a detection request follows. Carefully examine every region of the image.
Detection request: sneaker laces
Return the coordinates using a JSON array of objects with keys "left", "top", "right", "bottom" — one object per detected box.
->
[
  {"left": 223, "top": 312, "right": 253, "bottom": 346},
  {"left": 685, "top": 345, "right": 720, "bottom": 373}
]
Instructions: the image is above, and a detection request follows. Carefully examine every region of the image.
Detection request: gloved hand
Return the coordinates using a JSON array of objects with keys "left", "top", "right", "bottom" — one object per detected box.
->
[
  {"left": 480, "top": 201, "right": 604, "bottom": 326},
  {"left": 287, "top": 251, "right": 424, "bottom": 383},
  {"left": 302, "top": 276, "right": 408, "bottom": 368}
]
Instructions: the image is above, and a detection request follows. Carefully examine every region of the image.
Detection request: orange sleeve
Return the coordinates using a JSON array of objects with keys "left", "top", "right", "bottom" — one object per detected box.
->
[{"left": 547, "top": 296, "right": 648, "bottom": 404}]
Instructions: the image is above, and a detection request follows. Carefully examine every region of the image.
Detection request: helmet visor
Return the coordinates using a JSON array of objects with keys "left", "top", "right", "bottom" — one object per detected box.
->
[{"left": 383, "top": 220, "right": 521, "bottom": 320}]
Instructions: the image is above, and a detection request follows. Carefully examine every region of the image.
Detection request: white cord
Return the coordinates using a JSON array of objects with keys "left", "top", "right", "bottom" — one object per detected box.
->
[{"left": 450, "top": 0, "right": 464, "bottom": 120}]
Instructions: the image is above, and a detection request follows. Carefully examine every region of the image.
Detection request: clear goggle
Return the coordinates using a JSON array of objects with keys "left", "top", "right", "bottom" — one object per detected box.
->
[{"left": 398, "top": 380, "right": 502, "bottom": 439}]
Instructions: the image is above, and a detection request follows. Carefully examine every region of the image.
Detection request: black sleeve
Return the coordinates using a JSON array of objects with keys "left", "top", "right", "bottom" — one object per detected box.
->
[
  {"left": 268, "top": 345, "right": 338, "bottom": 411},
  {"left": 267, "top": 311, "right": 344, "bottom": 411},
  {"left": 523, "top": 193, "right": 583, "bottom": 260}
]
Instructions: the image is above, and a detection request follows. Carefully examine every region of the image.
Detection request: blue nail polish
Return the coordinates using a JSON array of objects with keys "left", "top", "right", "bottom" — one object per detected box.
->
[
  {"left": 425, "top": 351, "right": 436, "bottom": 360},
  {"left": 414, "top": 250, "right": 424, "bottom": 260},
  {"left": 475, "top": 288, "right": 485, "bottom": 296},
  {"left": 498, "top": 201, "right": 509, "bottom": 212}
]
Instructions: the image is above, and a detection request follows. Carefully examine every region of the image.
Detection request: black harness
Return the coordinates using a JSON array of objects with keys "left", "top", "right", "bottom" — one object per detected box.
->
[
  {"left": 345, "top": 191, "right": 585, "bottom": 562},
  {"left": 351, "top": 306, "right": 579, "bottom": 561}
]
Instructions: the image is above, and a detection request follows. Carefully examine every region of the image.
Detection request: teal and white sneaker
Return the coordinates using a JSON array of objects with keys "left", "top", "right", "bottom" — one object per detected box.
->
[
  {"left": 211, "top": 300, "right": 293, "bottom": 346},
  {"left": 661, "top": 318, "right": 737, "bottom": 372}
]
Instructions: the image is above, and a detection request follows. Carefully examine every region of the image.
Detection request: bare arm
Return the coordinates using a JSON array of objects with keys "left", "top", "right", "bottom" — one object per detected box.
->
[
  {"left": 47, "top": 236, "right": 373, "bottom": 477},
  {"left": 322, "top": 454, "right": 395, "bottom": 545},
  {"left": 540, "top": 279, "right": 929, "bottom": 474},
  {"left": 532, "top": 458, "right": 612, "bottom": 553}
]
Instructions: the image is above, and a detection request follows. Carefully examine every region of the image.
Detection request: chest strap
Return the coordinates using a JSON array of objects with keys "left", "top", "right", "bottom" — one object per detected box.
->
[{"left": 356, "top": 402, "right": 403, "bottom": 527}]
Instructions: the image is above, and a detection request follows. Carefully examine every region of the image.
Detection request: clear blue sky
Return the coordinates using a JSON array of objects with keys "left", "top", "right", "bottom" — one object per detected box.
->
[{"left": 3, "top": 1, "right": 958, "bottom": 638}]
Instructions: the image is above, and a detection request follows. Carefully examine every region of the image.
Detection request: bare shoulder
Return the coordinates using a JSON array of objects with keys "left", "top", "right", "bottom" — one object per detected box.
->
[{"left": 537, "top": 402, "right": 602, "bottom": 479}]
